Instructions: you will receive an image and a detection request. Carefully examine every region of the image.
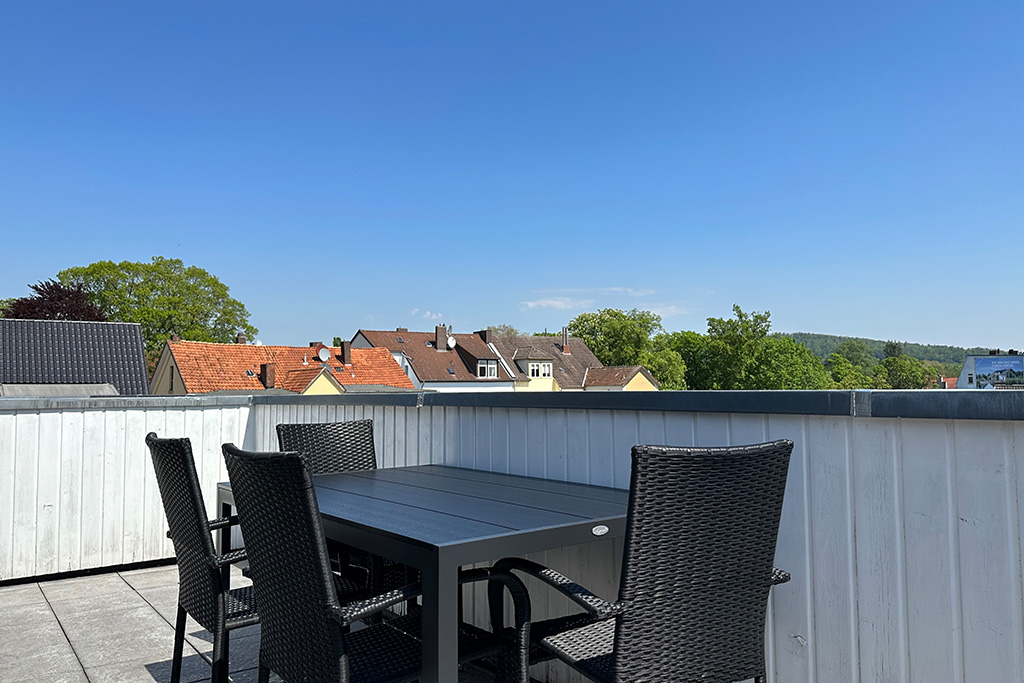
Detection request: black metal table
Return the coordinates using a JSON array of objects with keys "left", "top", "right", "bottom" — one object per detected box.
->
[{"left": 217, "top": 464, "right": 628, "bottom": 683}]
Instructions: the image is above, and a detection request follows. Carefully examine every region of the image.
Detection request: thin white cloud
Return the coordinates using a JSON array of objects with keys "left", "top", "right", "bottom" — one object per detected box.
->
[
  {"left": 409, "top": 308, "right": 420, "bottom": 316},
  {"left": 518, "top": 297, "right": 595, "bottom": 310},
  {"left": 422, "top": 311, "right": 444, "bottom": 320},
  {"left": 644, "top": 303, "right": 689, "bottom": 319}
]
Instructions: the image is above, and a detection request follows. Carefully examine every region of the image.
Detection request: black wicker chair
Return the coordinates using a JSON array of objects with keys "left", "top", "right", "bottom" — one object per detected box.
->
[
  {"left": 221, "top": 442, "right": 532, "bottom": 683},
  {"left": 276, "top": 419, "right": 416, "bottom": 596},
  {"left": 145, "top": 433, "right": 259, "bottom": 683},
  {"left": 490, "top": 439, "right": 794, "bottom": 683}
]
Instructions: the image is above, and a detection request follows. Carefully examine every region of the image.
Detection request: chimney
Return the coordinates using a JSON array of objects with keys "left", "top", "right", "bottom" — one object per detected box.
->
[
  {"left": 170, "top": 334, "right": 181, "bottom": 342},
  {"left": 396, "top": 327, "right": 408, "bottom": 332},
  {"left": 309, "top": 341, "right": 322, "bottom": 348},
  {"left": 561, "top": 326, "right": 571, "bottom": 355},
  {"left": 259, "top": 363, "right": 276, "bottom": 389},
  {"left": 476, "top": 329, "right": 491, "bottom": 344},
  {"left": 340, "top": 341, "right": 352, "bottom": 365},
  {"left": 435, "top": 325, "right": 446, "bottom": 350},
  {"left": 235, "top": 333, "right": 247, "bottom": 344}
]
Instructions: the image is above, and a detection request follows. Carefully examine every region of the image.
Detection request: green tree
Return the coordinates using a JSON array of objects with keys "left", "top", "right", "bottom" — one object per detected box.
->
[
  {"left": 883, "top": 340, "right": 904, "bottom": 358},
  {"left": 58, "top": 257, "right": 257, "bottom": 360},
  {"left": 827, "top": 353, "right": 879, "bottom": 389},
  {"left": 567, "top": 308, "right": 684, "bottom": 389},
  {"left": 659, "top": 330, "right": 713, "bottom": 389},
  {"left": 745, "top": 336, "right": 834, "bottom": 389},
  {"left": 568, "top": 308, "right": 662, "bottom": 366},
  {"left": 875, "top": 355, "right": 927, "bottom": 389},
  {"left": 703, "top": 305, "right": 772, "bottom": 389},
  {"left": 486, "top": 324, "right": 522, "bottom": 338},
  {"left": 833, "top": 339, "right": 877, "bottom": 370}
]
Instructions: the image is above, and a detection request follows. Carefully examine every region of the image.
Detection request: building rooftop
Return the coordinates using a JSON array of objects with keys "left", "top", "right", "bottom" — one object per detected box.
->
[{"left": 0, "top": 318, "right": 149, "bottom": 395}]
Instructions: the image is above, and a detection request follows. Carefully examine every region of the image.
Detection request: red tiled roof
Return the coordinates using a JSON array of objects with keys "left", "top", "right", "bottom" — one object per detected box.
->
[
  {"left": 488, "top": 335, "right": 602, "bottom": 388},
  {"left": 169, "top": 341, "right": 414, "bottom": 394},
  {"left": 358, "top": 330, "right": 511, "bottom": 382}
]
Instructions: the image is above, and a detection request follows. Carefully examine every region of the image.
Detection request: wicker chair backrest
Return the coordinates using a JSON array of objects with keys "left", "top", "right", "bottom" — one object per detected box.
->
[
  {"left": 222, "top": 443, "right": 344, "bottom": 682},
  {"left": 614, "top": 440, "right": 793, "bottom": 683},
  {"left": 145, "top": 433, "right": 223, "bottom": 631},
  {"left": 276, "top": 419, "right": 377, "bottom": 475}
]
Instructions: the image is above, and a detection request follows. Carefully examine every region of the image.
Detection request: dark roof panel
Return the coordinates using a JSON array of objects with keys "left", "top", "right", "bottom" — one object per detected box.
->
[{"left": 0, "top": 319, "right": 150, "bottom": 395}]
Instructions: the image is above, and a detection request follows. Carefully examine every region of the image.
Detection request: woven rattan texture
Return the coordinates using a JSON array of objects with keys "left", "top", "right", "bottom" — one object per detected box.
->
[
  {"left": 146, "top": 434, "right": 239, "bottom": 632},
  {"left": 276, "top": 419, "right": 419, "bottom": 596},
  {"left": 276, "top": 419, "right": 376, "bottom": 475},
  {"left": 223, "top": 444, "right": 345, "bottom": 682},
  {"left": 611, "top": 440, "right": 793, "bottom": 683}
]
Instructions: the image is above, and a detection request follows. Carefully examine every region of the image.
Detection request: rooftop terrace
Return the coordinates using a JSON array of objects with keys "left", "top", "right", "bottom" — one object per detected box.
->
[{"left": 2, "top": 389, "right": 1023, "bottom": 682}]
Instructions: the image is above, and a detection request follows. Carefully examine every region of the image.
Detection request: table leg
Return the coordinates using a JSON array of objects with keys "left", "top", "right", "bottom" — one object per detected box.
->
[{"left": 420, "top": 555, "right": 460, "bottom": 683}]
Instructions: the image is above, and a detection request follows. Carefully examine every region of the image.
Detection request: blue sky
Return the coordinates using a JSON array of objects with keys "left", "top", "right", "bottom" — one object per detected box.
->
[{"left": 2, "top": 2, "right": 1021, "bottom": 349}]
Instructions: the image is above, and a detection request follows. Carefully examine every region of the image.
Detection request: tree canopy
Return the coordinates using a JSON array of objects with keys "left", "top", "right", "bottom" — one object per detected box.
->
[
  {"left": 567, "top": 308, "right": 686, "bottom": 389},
  {"left": 58, "top": 257, "right": 257, "bottom": 358},
  {"left": 486, "top": 324, "right": 523, "bottom": 338},
  {"left": 2, "top": 280, "right": 106, "bottom": 321}
]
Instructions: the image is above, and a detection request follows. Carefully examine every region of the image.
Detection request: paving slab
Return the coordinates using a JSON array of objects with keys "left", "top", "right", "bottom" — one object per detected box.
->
[
  {"left": 0, "top": 582, "right": 47, "bottom": 609},
  {"left": 85, "top": 649, "right": 211, "bottom": 683},
  {"left": 0, "top": 602, "right": 86, "bottom": 683},
  {"left": 40, "top": 572, "right": 130, "bottom": 603},
  {"left": 120, "top": 564, "right": 180, "bottom": 591},
  {"left": 58, "top": 603, "right": 181, "bottom": 669}
]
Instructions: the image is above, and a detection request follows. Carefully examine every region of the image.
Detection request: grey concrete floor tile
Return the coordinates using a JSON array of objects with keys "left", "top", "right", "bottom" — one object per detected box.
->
[
  {"left": 120, "top": 564, "right": 179, "bottom": 590},
  {"left": 188, "top": 627, "right": 261, "bottom": 673},
  {"left": 40, "top": 572, "right": 129, "bottom": 603},
  {"left": 58, "top": 603, "right": 181, "bottom": 669},
  {"left": 84, "top": 649, "right": 212, "bottom": 683},
  {"left": 0, "top": 604, "right": 86, "bottom": 683},
  {"left": 48, "top": 583, "right": 151, "bottom": 620},
  {"left": 0, "top": 582, "right": 46, "bottom": 609}
]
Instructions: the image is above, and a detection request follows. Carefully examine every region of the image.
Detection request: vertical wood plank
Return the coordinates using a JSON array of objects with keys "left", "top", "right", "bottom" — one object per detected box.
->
[
  {"left": 58, "top": 410, "right": 83, "bottom": 572},
  {"left": 102, "top": 409, "right": 127, "bottom": 566},
  {"left": 80, "top": 410, "right": 106, "bottom": 568},
  {"left": 13, "top": 412, "right": 39, "bottom": 577},
  {"left": 0, "top": 412, "right": 17, "bottom": 579},
  {"left": 953, "top": 419, "right": 1017, "bottom": 682},
  {"left": 36, "top": 411, "right": 62, "bottom": 575}
]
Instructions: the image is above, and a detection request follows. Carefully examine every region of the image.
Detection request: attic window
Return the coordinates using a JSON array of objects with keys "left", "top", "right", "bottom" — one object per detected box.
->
[
  {"left": 447, "top": 367, "right": 456, "bottom": 375},
  {"left": 335, "top": 367, "right": 344, "bottom": 372},
  {"left": 477, "top": 359, "right": 498, "bottom": 378},
  {"left": 245, "top": 370, "right": 256, "bottom": 377},
  {"left": 397, "top": 336, "right": 404, "bottom": 343},
  {"left": 426, "top": 341, "right": 433, "bottom": 347}
]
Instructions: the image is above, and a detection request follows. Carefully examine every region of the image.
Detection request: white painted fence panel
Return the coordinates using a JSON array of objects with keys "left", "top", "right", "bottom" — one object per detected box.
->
[{"left": 2, "top": 394, "right": 1023, "bottom": 683}]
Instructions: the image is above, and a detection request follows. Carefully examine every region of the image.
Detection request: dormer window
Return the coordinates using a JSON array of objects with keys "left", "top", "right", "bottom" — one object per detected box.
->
[
  {"left": 477, "top": 359, "right": 498, "bottom": 378},
  {"left": 529, "top": 362, "right": 553, "bottom": 378}
]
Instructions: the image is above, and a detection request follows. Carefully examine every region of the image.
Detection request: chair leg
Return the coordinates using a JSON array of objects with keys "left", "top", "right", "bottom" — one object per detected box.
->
[
  {"left": 170, "top": 604, "right": 187, "bottom": 683},
  {"left": 257, "top": 663, "right": 271, "bottom": 683},
  {"left": 212, "top": 627, "right": 229, "bottom": 683}
]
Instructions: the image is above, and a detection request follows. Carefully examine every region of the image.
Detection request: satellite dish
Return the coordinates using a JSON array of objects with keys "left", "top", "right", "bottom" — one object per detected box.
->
[
  {"left": 447, "top": 335, "right": 457, "bottom": 349},
  {"left": 253, "top": 339, "right": 263, "bottom": 346},
  {"left": 317, "top": 346, "right": 330, "bottom": 362}
]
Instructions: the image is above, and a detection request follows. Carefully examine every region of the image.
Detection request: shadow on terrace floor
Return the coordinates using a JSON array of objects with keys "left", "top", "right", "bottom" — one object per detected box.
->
[{"left": 0, "top": 564, "right": 496, "bottom": 683}]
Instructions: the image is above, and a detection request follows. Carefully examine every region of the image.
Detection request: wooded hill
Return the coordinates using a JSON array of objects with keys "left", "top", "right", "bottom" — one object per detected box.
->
[{"left": 781, "top": 333, "right": 988, "bottom": 365}]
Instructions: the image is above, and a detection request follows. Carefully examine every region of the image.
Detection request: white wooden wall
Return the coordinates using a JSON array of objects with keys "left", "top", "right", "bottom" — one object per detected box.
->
[
  {"left": 0, "top": 401, "right": 249, "bottom": 581},
  {"left": 3, "top": 396, "right": 1023, "bottom": 683}
]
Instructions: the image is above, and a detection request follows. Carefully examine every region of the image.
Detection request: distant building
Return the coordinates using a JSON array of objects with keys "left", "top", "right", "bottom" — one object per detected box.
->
[
  {"left": 956, "top": 351, "right": 1024, "bottom": 390},
  {"left": 487, "top": 328, "right": 659, "bottom": 392},
  {"left": 352, "top": 326, "right": 515, "bottom": 392},
  {"left": 0, "top": 319, "right": 149, "bottom": 397},
  {"left": 150, "top": 337, "right": 415, "bottom": 395}
]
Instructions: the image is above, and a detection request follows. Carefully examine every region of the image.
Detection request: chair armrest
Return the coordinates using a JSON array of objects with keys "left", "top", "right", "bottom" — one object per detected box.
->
[
  {"left": 492, "top": 557, "right": 624, "bottom": 621},
  {"left": 772, "top": 567, "right": 791, "bottom": 585},
  {"left": 208, "top": 515, "right": 240, "bottom": 531},
  {"left": 210, "top": 549, "right": 247, "bottom": 568},
  {"left": 166, "top": 516, "right": 241, "bottom": 539},
  {"left": 331, "top": 582, "right": 424, "bottom": 627}
]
